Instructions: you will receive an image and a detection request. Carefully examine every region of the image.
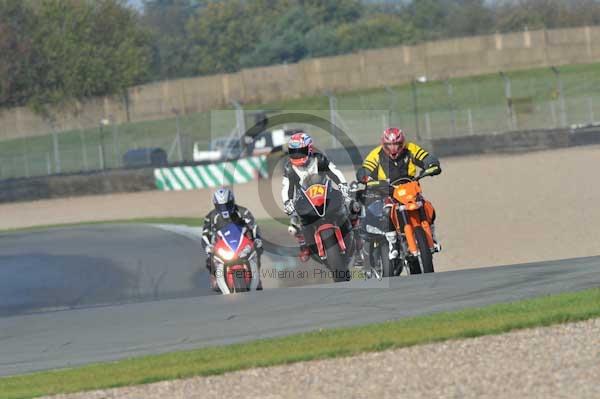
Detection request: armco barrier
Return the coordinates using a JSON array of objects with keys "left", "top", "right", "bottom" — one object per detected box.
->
[
  {"left": 0, "top": 168, "right": 156, "bottom": 204},
  {"left": 154, "top": 156, "right": 268, "bottom": 191}
]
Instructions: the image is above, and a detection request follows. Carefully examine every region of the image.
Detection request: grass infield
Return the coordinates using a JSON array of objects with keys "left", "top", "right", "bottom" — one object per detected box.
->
[{"left": 1, "top": 287, "right": 599, "bottom": 399}]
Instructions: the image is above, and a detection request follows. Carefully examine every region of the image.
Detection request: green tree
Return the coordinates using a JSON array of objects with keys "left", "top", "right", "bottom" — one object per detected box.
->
[
  {"left": 238, "top": 0, "right": 364, "bottom": 68},
  {"left": 31, "top": 0, "right": 151, "bottom": 108},
  {"left": 185, "top": 0, "right": 289, "bottom": 74},
  {"left": 445, "top": 0, "right": 494, "bottom": 37},
  {"left": 335, "top": 13, "right": 418, "bottom": 53},
  {"left": 300, "top": 0, "right": 363, "bottom": 24},
  {"left": 406, "top": 0, "right": 450, "bottom": 40},
  {"left": 305, "top": 25, "right": 340, "bottom": 57},
  {"left": 142, "top": 0, "right": 200, "bottom": 80},
  {"left": 239, "top": 6, "right": 310, "bottom": 67},
  {"left": 0, "top": 0, "right": 37, "bottom": 107}
]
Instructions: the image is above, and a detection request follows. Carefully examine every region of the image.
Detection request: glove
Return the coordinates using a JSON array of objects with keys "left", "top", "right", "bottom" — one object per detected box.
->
[
  {"left": 339, "top": 183, "right": 350, "bottom": 199},
  {"left": 284, "top": 199, "right": 295, "bottom": 215},
  {"left": 425, "top": 164, "right": 441, "bottom": 176},
  {"left": 254, "top": 238, "right": 263, "bottom": 249},
  {"left": 204, "top": 244, "right": 213, "bottom": 256}
]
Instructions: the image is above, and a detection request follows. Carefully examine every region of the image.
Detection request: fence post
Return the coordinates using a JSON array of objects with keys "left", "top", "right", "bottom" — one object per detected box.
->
[
  {"left": 100, "top": 119, "right": 109, "bottom": 169},
  {"left": 384, "top": 86, "right": 398, "bottom": 127},
  {"left": 550, "top": 101, "right": 558, "bottom": 128},
  {"left": 551, "top": 67, "right": 567, "bottom": 127},
  {"left": 52, "top": 129, "right": 61, "bottom": 174},
  {"left": 46, "top": 152, "right": 52, "bottom": 175},
  {"left": 23, "top": 153, "right": 29, "bottom": 178},
  {"left": 111, "top": 117, "right": 120, "bottom": 167},
  {"left": 99, "top": 145, "right": 105, "bottom": 170},
  {"left": 500, "top": 72, "right": 516, "bottom": 130},
  {"left": 173, "top": 109, "right": 183, "bottom": 162},
  {"left": 80, "top": 131, "right": 88, "bottom": 171},
  {"left": 411, "top": 80, "right": 421, "bottom": 141},
  {"left": 326, "top": 92, "right": 338, "bottom": 148},
  {"left": 445, "top": 79, "right": 457, "bottom": 136},
  {"left": 424, "top": 113, "right": 432, "bottom": 139},
  {"left": 467, "top": 109, "right": 474, "bottom": 135}
]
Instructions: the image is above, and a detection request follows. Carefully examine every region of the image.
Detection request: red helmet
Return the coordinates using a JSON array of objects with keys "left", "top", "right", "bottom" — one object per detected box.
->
[
  {"left": 381, "top": 127, "right": 405, "bottom": 160},
  {"left": 287, "top": 132, "right": 313, "bottom": 167}
]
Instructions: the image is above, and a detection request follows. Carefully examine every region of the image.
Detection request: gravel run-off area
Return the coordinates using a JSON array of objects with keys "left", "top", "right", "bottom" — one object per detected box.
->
[{"left": 45, "top": 318, "right": 600, "bottom": 399}]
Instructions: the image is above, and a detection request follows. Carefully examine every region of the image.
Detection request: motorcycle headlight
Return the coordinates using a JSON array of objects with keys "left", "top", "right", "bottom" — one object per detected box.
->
[
  {"left": 239, "top": 244, "right": 253, "bottom": 258},
  {"left": 366, "top": 224, "right": 384, "bottom": 235},
  {"left": 217, "top": 247, "right": 235, "bottom": 261}
]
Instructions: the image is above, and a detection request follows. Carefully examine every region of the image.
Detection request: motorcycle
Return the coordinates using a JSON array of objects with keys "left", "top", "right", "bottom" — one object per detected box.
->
[
  {"left": 292, "top": 174, "right": 355, "bottom": 282},
  {"left": 352, "top": 168, "right": 439, "bottom": 277},
  {"left": 352, "top": 180, "right": 399, "bottom": 278},
  {"left": 387, "top": 170, "right": 439, "bottom": 275},
  {"left": 212, "top": 222, "right": 260, "bottom": 294}
]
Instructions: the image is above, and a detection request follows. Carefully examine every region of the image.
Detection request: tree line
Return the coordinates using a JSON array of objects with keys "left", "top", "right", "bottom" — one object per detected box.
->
[{"left": 2, "top": 0, "right": 600, "bottom": 111}]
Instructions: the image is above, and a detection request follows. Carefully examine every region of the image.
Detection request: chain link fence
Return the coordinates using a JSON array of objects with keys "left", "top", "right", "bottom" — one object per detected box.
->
[
  {"left": 1, "top": 66, "right": 600, "bottom": 180},
  {"left": 329, "top": 67, "right": 600, "bottom": 146}
]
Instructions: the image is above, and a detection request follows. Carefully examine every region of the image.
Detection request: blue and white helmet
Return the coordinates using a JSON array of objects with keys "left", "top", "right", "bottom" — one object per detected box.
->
[{"left": 213, "top": 187, "right": 235, "bottom": 218}]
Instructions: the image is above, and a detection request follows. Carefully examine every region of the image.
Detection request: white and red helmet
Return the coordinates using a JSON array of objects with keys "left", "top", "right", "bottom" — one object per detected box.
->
[
  {"left": 381, "top": 127, "right": 406, "bottom": 160},
  {"left": 287, "top": 132, "right": 313, "bottom": 167}
]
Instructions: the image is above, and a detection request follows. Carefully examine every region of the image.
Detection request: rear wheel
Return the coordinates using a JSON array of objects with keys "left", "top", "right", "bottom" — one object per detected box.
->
[
  {"left": 414, "top": 227, "right": 434, "bottom": 273},
  {"left": 322, "top": 229, "right": 350, "bottom": 282}
]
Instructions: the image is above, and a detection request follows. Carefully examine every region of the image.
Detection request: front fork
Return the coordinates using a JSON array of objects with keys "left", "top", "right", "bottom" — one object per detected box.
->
[{"left": 389, "top": 204, "right": 430, "bottom": 275}]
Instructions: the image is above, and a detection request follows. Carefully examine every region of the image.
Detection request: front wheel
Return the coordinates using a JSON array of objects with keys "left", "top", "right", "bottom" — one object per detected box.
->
[
  {"left": 414, "top": 227, "right": 434, "bottom": 273},
  {"left": 322, "top": 229, "right": 350, "bottom": 282},
  {"left": 229, "top": 266, "right": 251, "bottom": 293},
  {"left": 378, "top": 240, "right": 396, "bottom": 278}
]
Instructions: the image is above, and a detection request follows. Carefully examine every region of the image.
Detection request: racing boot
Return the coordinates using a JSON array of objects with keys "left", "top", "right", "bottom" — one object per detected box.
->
[
  {"left": 206, "top": 258, "right": 219, "bottom": 291},
  {"left": 210, "top": 274, "right": 219, "bottom": 291},
  {"left": 349, "top": 201, "right": 365, "bottom": 267},
  {"left": 431, "top": 224, "right": 442, "bottom": 253},
  {"left": 298, "top": 244, "right": 311, "bottom": 263},
  {"left": 385, "top": 231, "right": 399, "bottom": 259},
  {"left": 353, "top": 235, "right": 365, "bottom": 267},
  {"left": 288, "top": 216, "right": 310, "bottom": 262}
]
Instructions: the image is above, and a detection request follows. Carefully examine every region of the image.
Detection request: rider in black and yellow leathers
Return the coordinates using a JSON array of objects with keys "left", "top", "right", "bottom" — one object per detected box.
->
[{"left": 356, "top": 127, "right": 442, "bottom": 254}]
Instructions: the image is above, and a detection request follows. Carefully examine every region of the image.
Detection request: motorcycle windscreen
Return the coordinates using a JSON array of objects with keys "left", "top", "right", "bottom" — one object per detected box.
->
[
  {"left": 218, "top": 222, "right": 244, "bottom": 252},
  {"left": 303, "top": 183, "right": 327, "bottom": 216}
]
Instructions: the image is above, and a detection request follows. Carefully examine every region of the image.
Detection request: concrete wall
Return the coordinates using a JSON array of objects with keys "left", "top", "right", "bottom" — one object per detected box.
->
[{"left": 3, "top": 26, "right": 600, "bottom": 140}]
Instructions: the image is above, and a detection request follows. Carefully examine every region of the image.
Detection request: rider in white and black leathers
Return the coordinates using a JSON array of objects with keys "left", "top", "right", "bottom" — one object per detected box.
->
[
  {"left": 201, "top": 187, "right": 263, "bottom": 288},
  {"left": 281, "top": 132, "right": 363, "bottom": 264}
]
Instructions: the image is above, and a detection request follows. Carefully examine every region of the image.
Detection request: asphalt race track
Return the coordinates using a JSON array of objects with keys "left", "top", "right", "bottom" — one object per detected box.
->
[
  {"left": 1, "top": 225, "right": 600, "bottom": 376},
  {"left": 0, "top": 225, "right": 213, "bottom": 317}
]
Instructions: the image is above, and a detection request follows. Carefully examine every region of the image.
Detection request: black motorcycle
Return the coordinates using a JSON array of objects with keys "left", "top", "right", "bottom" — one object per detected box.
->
[
  {"left": 352, "top": 180, "right": 402, "bottom": 278},
  {"left": 293, "top": 174, "right": 355, "bottom": 282}
]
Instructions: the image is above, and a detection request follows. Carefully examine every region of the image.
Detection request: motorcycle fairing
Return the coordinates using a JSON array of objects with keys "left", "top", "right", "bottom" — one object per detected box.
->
[{"left": 217, "top": 222, "right": 245, "bottom": 253}]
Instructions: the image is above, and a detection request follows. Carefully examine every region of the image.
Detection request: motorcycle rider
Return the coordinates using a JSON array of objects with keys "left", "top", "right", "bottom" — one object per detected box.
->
[
  {"left": 201, "top": 187, "right": 263, "bottom": 290},
  {"left": 356, "top": 127, "right": 442, "bottom": 257},
  {"left": 282, "top": 132, "right": 363, "bottom": 264}
]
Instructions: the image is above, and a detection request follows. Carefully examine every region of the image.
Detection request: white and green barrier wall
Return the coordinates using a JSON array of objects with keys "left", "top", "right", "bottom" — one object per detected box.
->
[{"left": 154, "top": 156, "right": 268, "bottom": 191}]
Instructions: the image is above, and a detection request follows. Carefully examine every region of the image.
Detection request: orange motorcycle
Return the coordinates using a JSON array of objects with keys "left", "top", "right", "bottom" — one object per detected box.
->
[{"left": 387, "top": 170, "right": 439, "bottom": 275}]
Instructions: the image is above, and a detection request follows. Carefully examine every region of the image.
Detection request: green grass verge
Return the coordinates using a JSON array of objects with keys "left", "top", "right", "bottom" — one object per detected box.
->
[{"left": 2, "top": 288, "right": 599, "bottom": 399}]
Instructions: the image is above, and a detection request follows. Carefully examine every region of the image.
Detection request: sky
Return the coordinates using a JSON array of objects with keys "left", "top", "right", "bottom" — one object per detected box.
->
[{"left": 127, "top": 0, "right": 143, "bottom": 10}]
